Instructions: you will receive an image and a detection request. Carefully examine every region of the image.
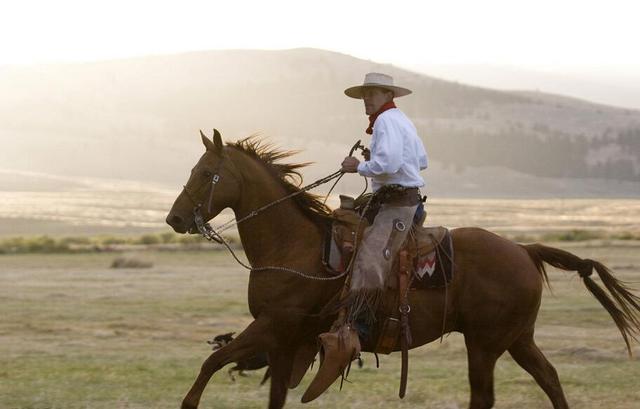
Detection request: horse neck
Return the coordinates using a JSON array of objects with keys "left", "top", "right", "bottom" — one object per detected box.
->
[{"left": 231, "top": 153, "right": 326, "bottom": 267}]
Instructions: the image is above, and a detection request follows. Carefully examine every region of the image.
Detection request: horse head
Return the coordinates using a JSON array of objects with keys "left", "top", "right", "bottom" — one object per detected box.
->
[{"left": 166, "top": 129, "right": 243, "bottom": 233}]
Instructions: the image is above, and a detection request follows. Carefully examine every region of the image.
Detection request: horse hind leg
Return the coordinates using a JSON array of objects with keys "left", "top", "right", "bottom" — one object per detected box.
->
[{"left": 508, "top": 331, "right": 569, "bottom": 409}]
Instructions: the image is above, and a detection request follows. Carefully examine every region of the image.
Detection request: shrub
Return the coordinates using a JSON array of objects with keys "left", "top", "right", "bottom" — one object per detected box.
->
[
  {"left": 138, "top": 234, "right": 161, "bottom": 245},
  {"left": 25, "top": 236, "right": 69, "bottom": 253},
  {"left": 178, "top": 235, "right": 207, "bottom": 244},
  {"left": 160, "top": 232, "right": 178, "bottom": 244},
  {"left": 101, "top": 236, "right": 128, "bottom": 245},
  {"left": 110, "top": 256, "right": 153, "bottom": 269},
  {"left": 60, "top": 236, "right": 92, "bottom": 246},
  {"left": 0, "top": 237, "right": 26, "bottom": 253},
  {"left": 511, "top": 234, "right": 537, "bottom": 243},
  {"left": 0, "top": 231, "right": 239, "bottom": 254},
  {"left": 543, "top": 230, "right": 605, "bottom": 242},
  {"left": 611, "top": 231, "right": 640, "bottom": 241}
]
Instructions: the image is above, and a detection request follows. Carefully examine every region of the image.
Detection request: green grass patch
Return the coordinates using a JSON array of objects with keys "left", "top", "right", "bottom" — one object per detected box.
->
[
  {"left": 0, "top": 232, "right": 239, "bottom": 254},
  {"left": 542, "top": 229, "right": 607, "bottom": 242},
  {"left": 508, "top": 229, "right": 640, "bottom": 243}
]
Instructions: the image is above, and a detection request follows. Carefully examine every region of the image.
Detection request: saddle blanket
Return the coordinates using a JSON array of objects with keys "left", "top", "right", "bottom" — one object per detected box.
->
[{"left": 411, "top": 229, "right": 454, "bottom": 289}]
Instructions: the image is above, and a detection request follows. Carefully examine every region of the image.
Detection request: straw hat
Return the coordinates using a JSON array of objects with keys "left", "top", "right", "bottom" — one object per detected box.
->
[{"left": 344, "top": 72, "right": 412, "bottom": 99}]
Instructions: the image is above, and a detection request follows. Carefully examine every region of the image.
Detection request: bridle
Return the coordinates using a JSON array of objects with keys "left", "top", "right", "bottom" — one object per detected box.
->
[
  {"left": 178, "top": 142, "right": 367, "bottom": 281},
  {"left": 181, "top": 153, "right": 225, "bottom": 217},
  {"left": 180, "top": 150, "right": 353, "bottom": 280}
]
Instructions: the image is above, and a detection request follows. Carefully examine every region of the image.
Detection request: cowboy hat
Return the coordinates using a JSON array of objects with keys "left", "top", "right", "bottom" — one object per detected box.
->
[{"left": 344, "top": 72, "right": 412, "bottom": 99}]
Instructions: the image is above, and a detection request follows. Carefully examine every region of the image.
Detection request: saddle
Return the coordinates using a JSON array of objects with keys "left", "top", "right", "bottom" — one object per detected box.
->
[
  {"left": 324, "top": 195, "right": 450, "bottom": 281},
  {"left": 308, "top": 195, "right": 453, "bottom": 403}
]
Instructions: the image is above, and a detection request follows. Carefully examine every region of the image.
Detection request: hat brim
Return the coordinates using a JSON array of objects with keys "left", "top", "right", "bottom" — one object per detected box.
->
[{"left": 344, "top": 84, "right": 412, "bottom": 99}]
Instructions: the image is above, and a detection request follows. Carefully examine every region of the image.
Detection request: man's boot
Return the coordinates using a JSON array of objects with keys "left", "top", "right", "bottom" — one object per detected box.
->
[{"left": 300, "top": 324, "right": 361, "bottom": 403}]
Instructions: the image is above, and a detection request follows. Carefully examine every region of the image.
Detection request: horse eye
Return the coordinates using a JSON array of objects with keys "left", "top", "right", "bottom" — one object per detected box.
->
[{"left": 203, "top": 170, "right": 213, "bottom": 178}]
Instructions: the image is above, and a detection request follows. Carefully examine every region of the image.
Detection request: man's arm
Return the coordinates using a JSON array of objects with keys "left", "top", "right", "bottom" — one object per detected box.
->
[
  {"left": 356, "top": 118, "right": 403, "bottom": 177},
  {"left": 341, "top": 148, "right": 370, "bottom": 173},
  {"left": 341, "top": 156, "right": 360, "bottom": 173}
]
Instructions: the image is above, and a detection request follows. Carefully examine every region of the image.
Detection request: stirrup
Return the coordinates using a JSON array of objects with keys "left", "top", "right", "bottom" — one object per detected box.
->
[{"left": 301, "top": 324, "right": 361, "bottom": 403}]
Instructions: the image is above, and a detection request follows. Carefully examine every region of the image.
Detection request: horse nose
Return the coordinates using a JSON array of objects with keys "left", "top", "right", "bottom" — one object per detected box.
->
[{"left": 166, "top": 214, "right": 185, "bottom": 230}]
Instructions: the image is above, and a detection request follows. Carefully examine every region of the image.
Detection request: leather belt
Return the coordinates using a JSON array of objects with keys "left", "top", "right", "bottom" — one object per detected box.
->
[{"left": 381, "top": 187, "right": 420, "bottom": 207}]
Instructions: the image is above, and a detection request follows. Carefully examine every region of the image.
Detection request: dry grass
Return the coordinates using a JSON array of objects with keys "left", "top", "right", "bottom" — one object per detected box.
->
[{"left": 1, "top": 243, "right": 639, "bottom": 409}]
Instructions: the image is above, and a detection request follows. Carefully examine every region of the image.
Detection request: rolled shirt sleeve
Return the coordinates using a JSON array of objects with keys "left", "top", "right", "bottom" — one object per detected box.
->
[{"left": 419, "top": 142, "right": 428, "bottom": 170}]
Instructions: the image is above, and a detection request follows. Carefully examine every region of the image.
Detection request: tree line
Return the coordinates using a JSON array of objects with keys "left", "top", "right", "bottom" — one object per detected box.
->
[{"left": 427, "top": 126, "right": 640, "bottom": 181}]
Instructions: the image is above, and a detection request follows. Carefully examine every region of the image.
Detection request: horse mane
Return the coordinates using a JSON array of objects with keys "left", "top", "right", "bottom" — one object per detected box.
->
[{"left": 227, "top": 136, "right": 333, "bottom": 228}]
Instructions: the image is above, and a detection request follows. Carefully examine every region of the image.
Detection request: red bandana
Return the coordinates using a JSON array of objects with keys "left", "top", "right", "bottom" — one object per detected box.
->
[{"left": 366, "top": 101, "right": 396, "bottom": 134}]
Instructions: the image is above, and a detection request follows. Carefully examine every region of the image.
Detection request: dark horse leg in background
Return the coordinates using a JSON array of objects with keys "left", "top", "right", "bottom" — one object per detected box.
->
[
  {"left": 462, "top": 328, "right": 568, "bottom": 409},
  {"left": 461, "top": 324, "right": 569, "bottom": 409},
  {"left": 445, "top": 231, "right": 576, "bottom": 409},
  {"left": 508, "top": 329, "right": 569, "bottom": 409},
  {"left": 181, "top": 316, "right": 293, "bottom": 409},
  {"left": 464, "top": 334, "right": 503, "bottom": 409},
  {"left": 266, "top": 348, "right": 295, "bottom": 409}
]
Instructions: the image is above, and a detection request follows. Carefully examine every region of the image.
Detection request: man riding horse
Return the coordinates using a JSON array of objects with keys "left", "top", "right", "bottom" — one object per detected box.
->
[
  {"left": 308, "top": 72, "right": 429, "bottom": 395},
  {"left": 166, "top": 72, "right": 640, "bottom": 409}
]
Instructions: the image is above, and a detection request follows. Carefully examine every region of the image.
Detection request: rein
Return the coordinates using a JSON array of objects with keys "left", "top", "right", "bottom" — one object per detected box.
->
[
  {"left": 193, "top": 167, "right": 352, "bottom": 281},
  {"left": 194, "top": 184, "right": 375, "bottom": 282},
  {"left": 188, "top": 142, "right": 370, "bottom": 281},
  {"left": 195, "top": 210, "right": 350, "bottom": 281},
  {"left": 210, "top": 169, "right": 343, "bottom": 235}
]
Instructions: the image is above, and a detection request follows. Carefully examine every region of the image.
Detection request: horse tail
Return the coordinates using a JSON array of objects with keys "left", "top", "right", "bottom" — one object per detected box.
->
[{"left": 521, "top": 243, "right": 640, "bottom": 355}]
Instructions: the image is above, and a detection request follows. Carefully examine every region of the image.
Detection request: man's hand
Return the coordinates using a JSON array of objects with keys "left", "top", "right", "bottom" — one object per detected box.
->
[{"left": 341, "top": 156, "right": 360, "bottom": 173}]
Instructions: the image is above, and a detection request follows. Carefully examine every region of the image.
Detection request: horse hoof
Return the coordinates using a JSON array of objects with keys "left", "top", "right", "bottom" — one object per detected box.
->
[
  {"left": 301, "top": 326, "right": 360, "bottom": 403},
  {"left": 181, "top": 400, "right": 197, "bottom": 409}
]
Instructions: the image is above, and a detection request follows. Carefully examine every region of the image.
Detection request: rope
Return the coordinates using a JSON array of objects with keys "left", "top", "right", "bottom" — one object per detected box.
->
[
  {"left": 194, "top": 169, "right": 363, "bottom": 281},
  {"left": 213, "top": 170, "right": 343, "bottom": 234},
  {"left": 196, "top": 207, "right": 350, "bottom": 281},
  {"left": 194, "top": 144, "right": 375, "bottom": 282}
]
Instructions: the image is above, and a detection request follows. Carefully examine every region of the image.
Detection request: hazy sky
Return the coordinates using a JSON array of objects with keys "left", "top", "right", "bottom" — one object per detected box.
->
[
  {"left": 2, "top": 0, "right": 640, "bottom": 107},
  {"left": 2, "top": 0, "right": 638, "bottom": 67}
]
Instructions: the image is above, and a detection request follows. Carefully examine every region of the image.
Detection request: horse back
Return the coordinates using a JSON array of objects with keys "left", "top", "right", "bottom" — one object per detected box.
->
[
  {"left": 368, "top": 227, "right": 545, "bottom": 352},
  {"left": 449, "top": 227, "right": 544, "bottom": 331}
]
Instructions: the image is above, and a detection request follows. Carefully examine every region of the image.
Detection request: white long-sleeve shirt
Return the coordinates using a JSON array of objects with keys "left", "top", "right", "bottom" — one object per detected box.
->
[{"left": 356, "top": 108, "right": 428, "bottom": 192}]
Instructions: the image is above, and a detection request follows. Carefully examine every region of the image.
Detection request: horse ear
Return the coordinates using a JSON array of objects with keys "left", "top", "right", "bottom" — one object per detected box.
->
[
  {"left": 200, "top": 130, "right": 216, "bottom": 151},
  {"left": 213, "top": 128, "right": 223, "bottom": 152}
]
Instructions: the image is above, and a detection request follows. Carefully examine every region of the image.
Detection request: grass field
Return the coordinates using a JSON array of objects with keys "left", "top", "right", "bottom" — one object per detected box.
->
[{"left": 1, "top": 241, "right": 639, "bottom": 409}]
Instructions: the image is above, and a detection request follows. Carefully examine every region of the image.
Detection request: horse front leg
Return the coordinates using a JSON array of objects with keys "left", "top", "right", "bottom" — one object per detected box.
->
[
  {"left": 267, "top": 349, "right": 295, "bottom": 409},
  {"left": 182, "top": 317, "right": 275, "bottom": 409}
]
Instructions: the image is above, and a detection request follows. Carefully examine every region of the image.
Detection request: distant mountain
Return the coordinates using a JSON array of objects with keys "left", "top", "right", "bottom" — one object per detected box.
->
[
  {"left": 406, "top": 63, "right": 640, "bottom": 111},
  {"left": 1, "top": 48, "right": 639, "bottom": 197}
]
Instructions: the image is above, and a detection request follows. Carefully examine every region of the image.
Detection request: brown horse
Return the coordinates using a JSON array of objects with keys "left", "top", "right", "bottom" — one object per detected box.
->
[{"left": 166, "top": 130, "right": 640, "bottom": 409}]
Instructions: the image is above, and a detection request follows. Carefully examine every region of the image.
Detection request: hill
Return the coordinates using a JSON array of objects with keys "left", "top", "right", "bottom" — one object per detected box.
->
[{"left": 1, "top": 48, "right": 639, "bottom": 196}]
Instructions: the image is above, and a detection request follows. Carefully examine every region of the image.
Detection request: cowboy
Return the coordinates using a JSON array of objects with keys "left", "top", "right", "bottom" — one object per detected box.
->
[
  {"left": 301, "top": 73, "right": 428, "bottom": 402},
  {"left": 340, "top": 72, "right": 428, "bottom": 329}
]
